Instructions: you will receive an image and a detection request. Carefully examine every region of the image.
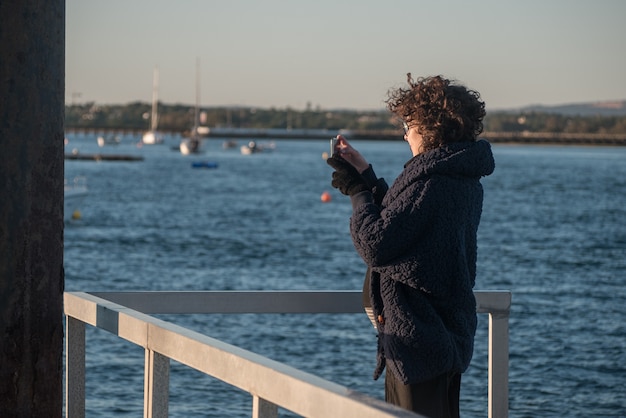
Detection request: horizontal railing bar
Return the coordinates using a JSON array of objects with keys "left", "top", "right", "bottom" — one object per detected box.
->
[
  {"left": 475, "top": 291, "right": 512, "bottom": 314},
  {"left": 87, "top": 290, "right": 511, "bottom": 315},
  {"left": 88, "top": 290, "right": 363, "bottom": 314}
]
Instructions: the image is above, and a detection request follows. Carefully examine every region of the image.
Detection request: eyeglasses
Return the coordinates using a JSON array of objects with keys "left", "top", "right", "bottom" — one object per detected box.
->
[{"left": 402, "top": 121, "right": 410, "bottom": 134}]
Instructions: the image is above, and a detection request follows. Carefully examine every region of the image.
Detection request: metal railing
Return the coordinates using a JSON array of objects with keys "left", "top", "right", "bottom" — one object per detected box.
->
[{"left": 64, "top": 290, "right": 511, "bottom": 418}]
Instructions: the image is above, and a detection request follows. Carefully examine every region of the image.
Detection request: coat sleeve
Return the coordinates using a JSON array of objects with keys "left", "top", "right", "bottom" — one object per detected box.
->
[{"left": 349, "top": 178, "right": 437, "bottom": 269}]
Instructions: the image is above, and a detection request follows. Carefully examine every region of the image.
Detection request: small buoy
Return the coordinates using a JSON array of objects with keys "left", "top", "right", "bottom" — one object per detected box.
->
[
  {"left": 320, "top": 191, "right": 332, "bottom": 203},
  {"left": 71, "top": 210, "right": 81, "bottom": 220},
  {"left": 322, "top": 151, "right": 329, "bottom": 160}
]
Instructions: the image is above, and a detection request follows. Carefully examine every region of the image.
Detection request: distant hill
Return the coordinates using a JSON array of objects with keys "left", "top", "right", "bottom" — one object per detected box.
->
[{"left": 502, "top": 100, "right": 626, "bottom": 117}]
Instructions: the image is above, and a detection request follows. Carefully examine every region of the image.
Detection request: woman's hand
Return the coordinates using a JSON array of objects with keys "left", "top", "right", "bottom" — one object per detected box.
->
[
  {"left": 325, "top": 156, "right": 369, "bottom": 196},
  {"left": 335, "top": 135, "right": 370, "bottom": 173}
]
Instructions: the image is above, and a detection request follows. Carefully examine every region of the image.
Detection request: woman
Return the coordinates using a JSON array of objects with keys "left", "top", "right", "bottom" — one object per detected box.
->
[{"left": 327, "top": 74, "right": 495, "bottom": 417}]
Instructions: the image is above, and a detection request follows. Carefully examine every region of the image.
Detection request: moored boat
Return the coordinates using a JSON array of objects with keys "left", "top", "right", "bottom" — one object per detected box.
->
[
  {"left": 240, "top": 140, "right": 275, "bottom": 155},
  {"left": 142, "top": 67, "right": 164, "bottom": 145},
  {"left": 97, "top": 135, "right": 121, "bottom": 147},
  {"left": 180, "top": 136, "right": 201, "bottom": 155},
  {"left": 180, "top": 59, "right": 203, "bottom": 155}
]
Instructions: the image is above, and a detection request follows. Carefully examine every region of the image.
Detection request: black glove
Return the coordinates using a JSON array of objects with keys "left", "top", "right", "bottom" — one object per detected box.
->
[
  {"left": 326, "top": 156, "right": 369, "bottom": 196},
  {"left": 361, "top": 165, "right": 389, "bottom": 205}
]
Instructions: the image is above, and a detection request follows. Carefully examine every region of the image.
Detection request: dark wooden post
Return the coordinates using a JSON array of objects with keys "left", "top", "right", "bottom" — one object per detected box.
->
[{"left": 0, "top": 0, "right": 66, "bottom": 416}]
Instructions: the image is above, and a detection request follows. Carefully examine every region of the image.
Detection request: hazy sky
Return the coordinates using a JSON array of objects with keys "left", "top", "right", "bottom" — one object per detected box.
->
[{"left": 66, "top": 0, "right": 626, "bottom": 111}]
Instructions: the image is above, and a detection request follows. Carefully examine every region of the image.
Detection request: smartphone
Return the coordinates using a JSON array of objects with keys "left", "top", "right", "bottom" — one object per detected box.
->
[{"left": 330, "top": 137, "right": 338, "bottom": 156}]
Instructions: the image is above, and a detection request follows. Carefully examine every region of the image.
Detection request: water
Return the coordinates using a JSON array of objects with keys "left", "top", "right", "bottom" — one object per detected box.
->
[{"left": 64, "top": 135, "right": 626, "bottom": 417}]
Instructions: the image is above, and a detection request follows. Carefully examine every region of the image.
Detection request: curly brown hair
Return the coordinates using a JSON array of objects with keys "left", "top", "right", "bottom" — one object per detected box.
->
[{"left": 386, "top": 74, "right": 486, "bottom": 151}]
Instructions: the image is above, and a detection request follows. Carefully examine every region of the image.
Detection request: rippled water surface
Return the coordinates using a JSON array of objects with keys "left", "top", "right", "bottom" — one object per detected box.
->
[{"left": 64, "top": 135, "right": 626, "bottom": 417}]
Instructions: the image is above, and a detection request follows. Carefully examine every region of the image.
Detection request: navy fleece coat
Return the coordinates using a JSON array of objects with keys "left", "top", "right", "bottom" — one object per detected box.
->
[{"left": 349, "top": 140, "right": 495, "bottom": 384}]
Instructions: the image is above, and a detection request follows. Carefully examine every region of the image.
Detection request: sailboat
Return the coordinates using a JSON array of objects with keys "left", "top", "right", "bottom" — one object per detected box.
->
[
  {"left": 142, "top": 67, "right": 163, "bottom": 145},
  {"left": 180, "top": 59, "right": 202, "bottom": 155}
]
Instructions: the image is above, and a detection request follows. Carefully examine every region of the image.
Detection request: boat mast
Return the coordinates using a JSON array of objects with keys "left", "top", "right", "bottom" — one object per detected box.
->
[
  {"left": 193, "top": 58, "right": 200, "bottom": 138},
  {"left": 150, "top": 67, "right": 159, "bottom": 132}
]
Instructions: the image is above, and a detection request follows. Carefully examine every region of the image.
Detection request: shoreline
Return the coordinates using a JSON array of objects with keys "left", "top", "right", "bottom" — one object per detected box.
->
[{"left": 65, "top": 128, "right": 626, "bottom": 146}]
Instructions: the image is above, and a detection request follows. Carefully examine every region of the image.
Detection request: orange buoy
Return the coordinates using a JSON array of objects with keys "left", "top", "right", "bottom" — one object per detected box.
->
[{"left": 321, "top": 191, "right": 332, "bottom": 203}]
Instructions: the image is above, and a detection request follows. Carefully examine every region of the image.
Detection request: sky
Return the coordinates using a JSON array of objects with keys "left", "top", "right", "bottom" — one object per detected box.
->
[{"left": 66, "top": 0, "right": 626, "bottom": 111}]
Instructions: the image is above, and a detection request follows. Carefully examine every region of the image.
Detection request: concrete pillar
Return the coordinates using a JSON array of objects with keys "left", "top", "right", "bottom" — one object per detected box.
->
[{"left": 0, "top": 0, "right": 65, "bottom": 416}]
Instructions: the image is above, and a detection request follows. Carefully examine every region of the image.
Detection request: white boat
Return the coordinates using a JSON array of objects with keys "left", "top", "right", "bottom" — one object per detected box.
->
[
  {"left": 240, "top": 140, "right": 276, "bottom": 155},
  {"left": 180, "top": 59, "right": 202, "bottom": 155},
  {"left": 97, "top": 135, "right": 121, "bottom": 147},
  {"left": 180, "top": 136, "right": 201, "bottom": 155},
  {"left": 240, "top": 141, "right": 260, "bottom": 155},
  {"left": 64, "top": 177, "right": 88, "bottom": 222},
  {"left": 142, "top": 67, "right": 163, "bottom": 145}
]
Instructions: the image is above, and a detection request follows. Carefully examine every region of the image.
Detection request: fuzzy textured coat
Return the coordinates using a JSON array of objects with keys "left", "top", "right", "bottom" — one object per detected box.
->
[{"left": 349, "top": 140, "right": 495, "bottom": 384}]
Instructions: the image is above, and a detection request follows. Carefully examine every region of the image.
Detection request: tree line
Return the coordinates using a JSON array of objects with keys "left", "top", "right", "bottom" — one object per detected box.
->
[{"left": 65, "top": 102, "right": 626, "bottom": 135}]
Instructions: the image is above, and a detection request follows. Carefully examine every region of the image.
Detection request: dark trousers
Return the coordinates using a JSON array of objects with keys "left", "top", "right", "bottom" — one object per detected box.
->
[{"left": 385, "top": 369, "right": 461, "bottom": 418}]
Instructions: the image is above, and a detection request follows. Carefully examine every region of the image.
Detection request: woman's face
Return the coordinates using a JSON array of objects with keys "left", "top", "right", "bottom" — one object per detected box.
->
[{"left": 403, "top": 122, "right": 425, "bottom": 156}]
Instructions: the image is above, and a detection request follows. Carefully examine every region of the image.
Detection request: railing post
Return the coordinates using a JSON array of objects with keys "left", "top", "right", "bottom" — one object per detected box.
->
[
  {"left": 65, "top": 316, "right": 86, "bottom": 418},
  {"left": 252, "top": 396, "right": 278, "bottom": 418},
  {"left": 144, "top": 349, "right": 170, "bottom": 418},
  {"left": 488, "top": 312, "right": 510, "bottom": 418}
]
